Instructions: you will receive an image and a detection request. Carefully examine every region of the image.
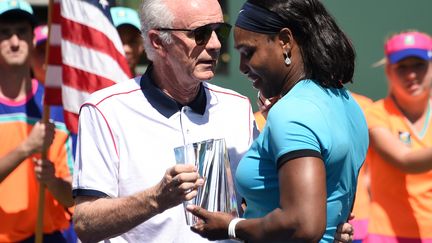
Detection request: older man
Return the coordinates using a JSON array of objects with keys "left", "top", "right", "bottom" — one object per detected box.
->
[{"left": 72, "top": 0, "right": 257, "bottom": 242}]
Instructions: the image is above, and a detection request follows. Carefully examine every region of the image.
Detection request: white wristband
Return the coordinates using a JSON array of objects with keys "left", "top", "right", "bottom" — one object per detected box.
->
[{"left": 228, "top": 218, "right": 245, "bottom": 240}]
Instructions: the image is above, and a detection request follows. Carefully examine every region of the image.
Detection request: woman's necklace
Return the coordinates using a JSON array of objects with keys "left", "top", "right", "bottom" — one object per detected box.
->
[{"left": 392, "top": 96, "right": 431, "bottom": 139}]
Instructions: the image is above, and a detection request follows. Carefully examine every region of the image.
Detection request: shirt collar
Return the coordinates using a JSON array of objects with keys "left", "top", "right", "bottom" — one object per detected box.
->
[{"left": 140, "top": 64, "right": 207, "bottom": 118}]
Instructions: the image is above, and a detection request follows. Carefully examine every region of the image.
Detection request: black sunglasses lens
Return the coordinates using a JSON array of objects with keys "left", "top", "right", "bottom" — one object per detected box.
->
[
  {"left": 215, "top": 24, "right": 231, "bottom": 42},
  {"left": 193, "top": 23, "right": 232, "bottom": 45},
  {"left": 194, "top": 25, "right": 213, "bottom": 45}
]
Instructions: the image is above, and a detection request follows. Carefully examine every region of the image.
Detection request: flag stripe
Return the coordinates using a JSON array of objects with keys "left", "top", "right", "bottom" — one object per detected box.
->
[
  {"left": 44, "top": 0, "right": 132, "bottom": 133},
  {"left": 63, "top": 65, "right": 118, "bottom": 94},
  {"left": 48, "top": 45, "right": 62, "bottom": 65},
  {"left": 45, "top": 87, "right": 62, "bottom": 105},
  {"left": 64, "top": 111, "right": 79, "bottom": 134},
  {"left": 45, "top": 65, "right": 62, "bottom": 87},
  {"left": 49, "top": 24, "right": 61, "bottom": 45},
  {"left": 44, "top": 1, "right": 62, "bottom": 105},
  {"left": 52, "top": 2, "right": 61, "bottom": 24},
  {"left": 62, "top": 40, "right": 130, "bottom": 83},
  {"left": 60, "top": 0, "right": 124, "bottom": 55},
  {"left": 62, "top": 85, "right": 91, "bottom": 114},
  {"left": 62, "top": 18, "right": 131, "bottom": 76}
]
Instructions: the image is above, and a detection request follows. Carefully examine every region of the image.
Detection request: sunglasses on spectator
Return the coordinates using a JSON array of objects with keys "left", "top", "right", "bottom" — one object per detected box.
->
[{"left": 156, "top": 22, "right": 232, "bottom": 46}]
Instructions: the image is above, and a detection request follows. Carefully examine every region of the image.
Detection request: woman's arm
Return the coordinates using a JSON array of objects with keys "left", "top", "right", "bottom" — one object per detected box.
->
[
  {"left": 370, "top": 127, "right": 432, "bottom": 173},
  {"left": 235, "top": 156, "right": 326, "bottom": 243},
  {"left": 189, "top": 156, "right": 327, "bottom": 243}
]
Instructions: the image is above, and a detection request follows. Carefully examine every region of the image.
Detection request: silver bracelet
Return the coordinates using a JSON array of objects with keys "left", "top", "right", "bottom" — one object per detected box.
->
[{"left": 228, "top": 218, "right": 245, "bottom": 240}]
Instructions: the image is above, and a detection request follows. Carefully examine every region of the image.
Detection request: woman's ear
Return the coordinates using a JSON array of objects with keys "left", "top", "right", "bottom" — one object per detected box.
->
[
  {"left": 278, "top": 28, "right": 294, "bottom": 65},
  {"left": 278, "top": 28, "right": 294, "bottom": 51}
]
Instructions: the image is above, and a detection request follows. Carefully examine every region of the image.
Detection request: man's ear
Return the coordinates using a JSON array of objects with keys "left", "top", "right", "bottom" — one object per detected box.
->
[{"left": 148, "top": 30, "right": 166, "bottom": 54}]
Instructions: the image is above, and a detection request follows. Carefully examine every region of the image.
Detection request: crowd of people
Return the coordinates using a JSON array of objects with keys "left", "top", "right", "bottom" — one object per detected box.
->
[{"left": 0, "top": 0, "right": 431, "bottom": 242}]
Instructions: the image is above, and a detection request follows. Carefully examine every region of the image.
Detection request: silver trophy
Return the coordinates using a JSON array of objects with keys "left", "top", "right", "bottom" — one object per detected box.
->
[{"left": 174, "top": 138, "right": 239, "bottom": 225}]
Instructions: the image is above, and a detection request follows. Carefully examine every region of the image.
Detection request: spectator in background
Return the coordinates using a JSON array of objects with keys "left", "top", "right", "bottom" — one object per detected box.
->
[
  {"left": 349, "top": 92, "right": 373, "bottom": 243},
  {"left": 110, "top": 6, "right": 145, "bottom": 77},
  {"left": 253, "top": 110, "right": 266, "bottom": 131},
  {"left": 365, "top": 31, "right": 432, "bottom": 242},
  {"left": 253, "top": 91, "right": 273, "bottom": 131},
  {"left": 0, "top": 0, "right": 74, "bottom": 242},
  {"left": 32, "top": 24, "right": 48, "bottom": 83}
]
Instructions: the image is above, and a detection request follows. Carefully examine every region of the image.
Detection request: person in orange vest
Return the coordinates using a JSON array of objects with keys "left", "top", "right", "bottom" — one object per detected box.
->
[
  {"left": 31, "top": 24, "right": 48, "bottom": 84},
  {"left": 0, "top": 1, "right": 74, "bottom": 242},
  {"left": 349, "top": 93, "right": 373, "bottom": 243},
  {"left": 365, "top": 30, "right": 432, "bottom": 242}
]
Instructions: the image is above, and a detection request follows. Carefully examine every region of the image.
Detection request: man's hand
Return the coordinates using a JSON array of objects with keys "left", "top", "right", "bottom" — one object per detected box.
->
[
  {"left": 34, "top": 158, "right": 56, "bottom": 185},
  {"left": 23, "top": 121, "right": 55, "bottom": 156},
  {"left": 154, "top": 164, "right": 204, "bottom": 212}
]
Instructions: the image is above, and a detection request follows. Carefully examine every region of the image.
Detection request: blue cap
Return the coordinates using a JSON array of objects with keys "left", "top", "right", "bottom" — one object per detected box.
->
[
  {"left": 0, "top": 0, "right": 37, "bottom": 26},
  {"left": 385, "top": 32, "right": 432, "bottom": 64},
  {"left": 110, "top": 6, "right": 141, "bottom": 31}
]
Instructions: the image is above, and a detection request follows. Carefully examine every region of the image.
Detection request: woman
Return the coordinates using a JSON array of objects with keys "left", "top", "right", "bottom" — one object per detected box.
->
[
  {"left": 365, "top": 31, "right": 432, "bottom": 242},
  {"left": 187, "top": 0, "right": 368, "bottom": 242}
]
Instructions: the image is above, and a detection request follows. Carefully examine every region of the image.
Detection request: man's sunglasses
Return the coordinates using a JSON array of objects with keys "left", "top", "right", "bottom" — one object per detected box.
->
[{"left": 156, "top": 22, "right": 232, "bottom": 46}]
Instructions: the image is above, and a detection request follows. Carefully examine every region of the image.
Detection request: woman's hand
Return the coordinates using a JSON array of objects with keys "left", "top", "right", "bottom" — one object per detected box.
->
[{"left": 187, "top": 205, "right": 235, "bottom": 241}]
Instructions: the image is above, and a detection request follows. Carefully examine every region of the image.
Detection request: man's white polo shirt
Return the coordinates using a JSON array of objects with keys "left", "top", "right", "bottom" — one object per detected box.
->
[{"left": 72, "top": 66, "right": 259, "bottom": 242}]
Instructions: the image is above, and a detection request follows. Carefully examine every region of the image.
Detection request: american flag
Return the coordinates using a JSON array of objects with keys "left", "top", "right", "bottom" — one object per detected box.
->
[{"left": 44, "top": 0, "right": 132, "bottom": 133}]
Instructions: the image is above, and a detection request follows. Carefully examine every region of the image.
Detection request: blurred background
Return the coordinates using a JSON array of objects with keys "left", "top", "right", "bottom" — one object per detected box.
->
[{"left": 28, "top": 0, "right": 432, "bottom": 111}]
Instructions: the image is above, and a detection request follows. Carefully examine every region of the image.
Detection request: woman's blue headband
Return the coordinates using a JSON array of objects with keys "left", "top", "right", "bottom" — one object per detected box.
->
[{"left": 235, "top": 2, "right": 286, "bottom": 34}]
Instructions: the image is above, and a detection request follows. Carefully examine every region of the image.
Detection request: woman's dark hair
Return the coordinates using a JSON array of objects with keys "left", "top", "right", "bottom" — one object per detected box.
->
[{"left": 248, "top": 0, "right": 355, "bottom": 88}]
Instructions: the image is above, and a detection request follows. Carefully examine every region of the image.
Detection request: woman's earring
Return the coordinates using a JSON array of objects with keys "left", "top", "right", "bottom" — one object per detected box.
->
[{"left": 284, "top": 52, "right": 291, "bottom": 65}]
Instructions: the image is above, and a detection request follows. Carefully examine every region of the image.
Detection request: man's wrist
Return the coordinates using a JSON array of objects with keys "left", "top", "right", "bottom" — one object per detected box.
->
[{"left": 19, "top": 140, "right": 34, "bottom": 158}]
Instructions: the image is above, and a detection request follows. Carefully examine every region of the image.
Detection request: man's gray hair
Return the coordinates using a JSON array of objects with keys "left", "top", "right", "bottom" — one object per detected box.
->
[{"left": 139, "top": 0, "right": 174, "bottom": 61}]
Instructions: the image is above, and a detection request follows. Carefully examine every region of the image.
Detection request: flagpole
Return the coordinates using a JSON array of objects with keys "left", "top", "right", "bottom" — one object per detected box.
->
[
  {"left": 35, "top": 105, "right": 50, "bottom": 243},
  {"left": 36, "top": 0, "right": 55, "bottom": 242}
]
